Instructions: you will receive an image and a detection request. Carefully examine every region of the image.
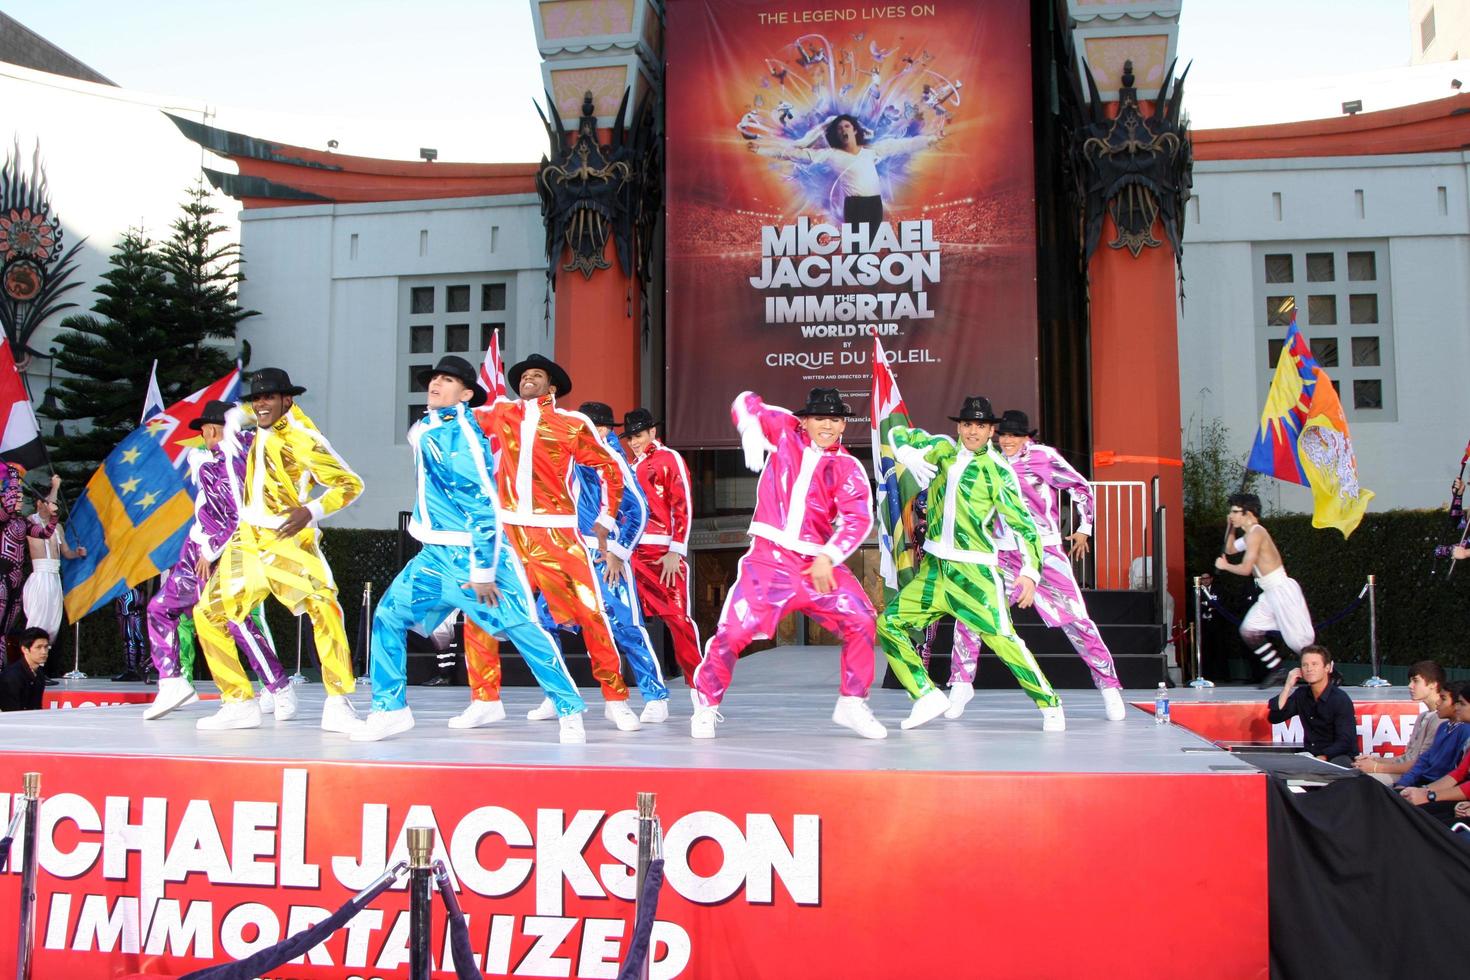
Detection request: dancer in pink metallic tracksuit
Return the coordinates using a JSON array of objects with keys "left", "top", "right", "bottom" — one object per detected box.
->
[
  {"left": 690, "top": 388, "right": 886, "bottom": 740},
  {"left": 946, "top": 411, "right": 1126, "bottom": 722}
]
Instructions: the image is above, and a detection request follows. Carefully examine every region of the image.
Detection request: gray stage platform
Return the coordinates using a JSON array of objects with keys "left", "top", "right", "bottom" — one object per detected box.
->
[{"left": 5, "top": 645, "right": 1395, "bottom": 776}]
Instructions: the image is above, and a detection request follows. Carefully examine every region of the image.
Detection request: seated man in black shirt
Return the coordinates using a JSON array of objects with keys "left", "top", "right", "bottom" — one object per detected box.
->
[
  {"left": 1266, "top": 644, "right": 1356, "bottom": 764},
  {"left": 0, "top": 628, "right": 50, "bottom": 712}
]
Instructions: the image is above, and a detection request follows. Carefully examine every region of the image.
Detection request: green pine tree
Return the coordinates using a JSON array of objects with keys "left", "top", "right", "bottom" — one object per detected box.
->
[
  {"left": 42, "top": 228, "right": 170, "bottom": 483},
  {"left": 156, "top": 181, "right": 257, "bottom": 396}
]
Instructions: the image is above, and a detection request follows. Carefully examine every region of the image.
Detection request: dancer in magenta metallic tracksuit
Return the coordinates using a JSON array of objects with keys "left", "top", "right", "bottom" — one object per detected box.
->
[
  {"left": 691, "top": 388, "right": 886, "bottom": 740},
  {"left": 946, "top": 410, "right": 1125, "bottom": 722},
  {"left": 143, "top": 400, "right": 287, "bottom": 722}
]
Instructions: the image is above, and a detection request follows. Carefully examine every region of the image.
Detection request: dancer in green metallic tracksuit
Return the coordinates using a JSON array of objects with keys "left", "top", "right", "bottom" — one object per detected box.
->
[{"left": 876, "top": 395, "right": 1065, "bottom": 732}]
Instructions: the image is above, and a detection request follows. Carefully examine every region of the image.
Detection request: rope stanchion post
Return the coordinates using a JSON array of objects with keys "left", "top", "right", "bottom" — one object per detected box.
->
[
  {"left": 63, "top": 620, "right": 85, "bottom": 680},
  {"left": 1362, "top": 574, "right": 1390, "bottom": 688},
  {"left": 15, "top": 772, "right": 41, "bottom": 980},
  {"left": 1188, "top": 576, "right": 1214, "bottom": 689},
  {"left": 290, "top": 614, "right": 308, "bottom": 686},
  {"left": 356, "top": 582, "right": 373, "bottom": 686},
  {"left": 407, "top": 827, "right": 434, "bottom": 980},
  {"left": 634, "top": 792, "right": 662, "bottom": 980}
]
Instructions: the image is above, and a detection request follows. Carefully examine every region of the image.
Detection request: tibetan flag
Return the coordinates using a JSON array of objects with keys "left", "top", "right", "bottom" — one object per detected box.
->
[
  {"left": 1297, "top": 367, "right": 1374, "bottom": 537},
  {"left": 1247, "top": 316, "right": 1318, "bottom": 485},
  {"left": 61, "top": 425, "right": 194, "bottom": 620},
  {"left": 140, "top": 366, "right": 242, "bottom": 468},
  {"left": 869, "top": 337, "right": 926, "bottom": 595},
  {"left": 0, "top": 334, "right": 46, "bottom": 472},
  {"left": 1461, "top": 437, "right": 1470, "bottom": 466}
]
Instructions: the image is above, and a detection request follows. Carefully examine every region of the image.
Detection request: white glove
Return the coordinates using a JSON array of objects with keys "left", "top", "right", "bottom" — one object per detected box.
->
[
  {"left": 894, "top": 445, "right": 937, "bottom": 485},
  {"left": 739, "top": 423, "right": 769, "bottom": 473}
]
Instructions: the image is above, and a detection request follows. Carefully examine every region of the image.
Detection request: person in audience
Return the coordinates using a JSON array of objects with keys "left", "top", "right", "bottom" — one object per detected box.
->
[
  {"left": 1266, "top": 644, "right": 1356, "bottom": 764},
  {"left": 1391, "top": 680, "right": 1470, "bottom": 790},
  {"left": 0, "top": 628, "right": 50, "bottom": 711},
  {"left": 1354, "top": 660, "right": 1448, "bottom": 784},
  {"left": 1400, "top": 681, "right": 1470, "bottom": 828}
]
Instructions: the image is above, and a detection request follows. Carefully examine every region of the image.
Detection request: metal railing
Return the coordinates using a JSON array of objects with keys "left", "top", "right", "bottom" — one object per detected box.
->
[{"left": 1055, "top": 479, "right": 1152, "bottom": 591}]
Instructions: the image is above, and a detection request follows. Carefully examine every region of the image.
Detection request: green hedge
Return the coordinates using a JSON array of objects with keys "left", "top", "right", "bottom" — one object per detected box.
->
[
  {"left": 65, "top": 528, "right": 404, "bottom": 677},
  {"left": 1186, "top": 509, "right": 1468, "bottom": 669}
]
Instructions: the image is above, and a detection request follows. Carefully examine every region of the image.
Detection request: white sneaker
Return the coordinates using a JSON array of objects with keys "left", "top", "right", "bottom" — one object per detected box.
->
[
  {"left": 448, "top": 699, "right": 507, "bottom": 730},
  {"left": 1041, "top": 705, "right": 1067, "bottom": 732},
  {"left": 559, "top": 712, "right": 587, "bottom": 744},
  {"left": 272, "top": 684, "right": 299, "bottom": 721},
  {"left": 901, "top": 688, "right": 951, "bottom": 730},
  {"left": 690, "top": 704, "right": 722, "bottom": 739},
  {"left": 351, "top": 707, "right": 415, "bottom": 742},
  {"left": 143, "top": 677, "right": 199, "bottom": 720},
  {"left": 196, "top": 699, "right": 262, "bottom": 731},
  {"left": 526, "top": 697, "right": 558, "bottom": 721},
  {"left": 604, "top": 700, "right": 643, "bottom": 732},
  {"left": 1101, "top": 687, "right": 1126, "bottom": 722},
  {"left": 320, "top": 695, "right": 361, "bottom": 734},
  {"left": 832, "top": 696, "right": 887, "bottom": 739},
  {"left": 639, "top": 698, "right": 670, "bottom": 724},
  {"left": 944, "top": 682, "right": 976, "bottom": 720},
  {"left": 258, "top": 688, "right": 275, "bottom": 714}
]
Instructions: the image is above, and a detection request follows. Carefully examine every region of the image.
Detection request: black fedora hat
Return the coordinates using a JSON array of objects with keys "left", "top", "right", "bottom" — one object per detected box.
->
[
  {"left": 507, "top": 353, "right": 572, "bottom": 398},
  {"left": 619, "top": 407, "right": 659, "bottom": 436},
  {"left": 417, "top": 355, "right": 487, "bottom": 408},
  {"left": 996, "top": 409, "right": 1037, "bottom": 437},
  {"left": 188, "top": 399, "right": 235, "bottom": 431},
  {"left": 578, "top": 401, "right": 616, "bottom": 428},
  {"left": 948, "top": 395, "right": 1000, "bottom": 423},
  {"left": 793, "top": 387, "right": 854, "bottom": 417},
  {"left": 246, "top": 367, "right": 306, "bottom": 399}
]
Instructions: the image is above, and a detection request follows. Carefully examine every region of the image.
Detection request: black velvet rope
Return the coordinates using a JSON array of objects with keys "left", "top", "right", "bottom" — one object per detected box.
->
[{"left": 617, "top": 858, "right": 667, "bottom": 980}]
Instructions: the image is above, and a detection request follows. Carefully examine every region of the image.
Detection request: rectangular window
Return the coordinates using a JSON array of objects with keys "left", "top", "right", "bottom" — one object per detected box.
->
[
  {"left": 410, "top": 287, "right": 435, "bottom": 314},
  {"left": 1305, "top": 253, "right": 1335, "bottom": 282},
  {"left": 1309, "top": 337, "right": 1338, "bottom": 368},
  {"left": 1267, "top": 338, "right": 1285, "bottom": 367},
  {"left": 1264, "top": 254, "right": 1293, "bottom": 283},
  {"left": 1351, "top": 336, "right": 1380, "bottom": 367},
  {"left": 1266, "top": 296, "right": 1296, "bottom": 326},
  {"left": 1349, "top": 294, "right": 1379, "bottom": 324},
  {"left": 445, "top": 324, "right": 469, "bottom": 352},
  {"left": 481, "top": 323, "right": 504, "bottom": 351},
  {"left": 446, "top": 285, "right": 471, "bottom": 313},
  {"left": 1347, "top": 251, "right": 1376, "bottom": 281},
  {"left": 407, "top": 403, "right": 426, "bottom": 430},
  {"left": 1422, "top": 9, "right": 1436, "bottom": 50},
  {"left": 482, "top": 283, "right": 507, "bottom": 311},
  {"left": 1353, "top": 378, "right": 1383, "bottom": 410},
  {"left": 1307, "top": 295, "right": 1337, "bottom": 326},
  {"left": 410, "top": 325, "right": 434, "bottom": 353},
  {"left": 408, "top": 364, "right": 431, "bottom": 393}
]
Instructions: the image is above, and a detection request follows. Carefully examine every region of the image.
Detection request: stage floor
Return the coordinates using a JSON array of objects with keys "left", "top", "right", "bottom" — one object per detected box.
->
[{"left": 0, "top": 646, "right": 1309, "bottom": 775}]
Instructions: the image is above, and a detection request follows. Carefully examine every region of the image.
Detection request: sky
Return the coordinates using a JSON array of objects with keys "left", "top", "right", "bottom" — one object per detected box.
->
[{"left": 0, "top": 0, "right": 1420, "bottom": 160}]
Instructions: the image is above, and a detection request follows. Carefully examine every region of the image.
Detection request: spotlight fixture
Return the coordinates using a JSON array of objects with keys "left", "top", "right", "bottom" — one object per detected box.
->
[
  {"left": 327, "top": 139, "right": 339, "bottom": 150},
  {"left": 419, "top": 147, "right": 438, "bottom": 162},
  {"left": 1341, "top": 100, "right": 1363, "bottom": 115}
]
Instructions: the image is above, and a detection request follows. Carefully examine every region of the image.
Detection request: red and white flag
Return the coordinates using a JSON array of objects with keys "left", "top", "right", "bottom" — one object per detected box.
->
[
  {"left": 141, "top": 364, "right": 242, "bottom": 466},
  {"left": 478, "top": 329, "right": 507, "bottom": 400},
  {"left": 0, "top": 334, "right": 46, "bottom": 472}
]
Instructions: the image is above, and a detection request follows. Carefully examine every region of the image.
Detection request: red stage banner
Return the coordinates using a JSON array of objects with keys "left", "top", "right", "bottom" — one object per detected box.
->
[
  {"left": 664, "top": 0, "right": 1037, "bottom": 446},
  {"left": 0, "top": 754, "right": 1267, "bottom": 979},
  {"left": 1141, "top": 699, "right": 1427, "bottom": 756},
  {"left": 42, "top": 691, "right": 218, "bottom": 710}
]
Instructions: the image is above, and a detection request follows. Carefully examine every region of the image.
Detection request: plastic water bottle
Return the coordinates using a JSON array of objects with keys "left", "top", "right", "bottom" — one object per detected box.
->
[{"left": 1154, "top": 682, "right": 1171, "bottom": 725}]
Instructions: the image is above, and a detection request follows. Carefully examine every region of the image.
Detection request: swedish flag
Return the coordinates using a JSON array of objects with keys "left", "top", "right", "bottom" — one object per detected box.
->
[{"left": 61, "top": 426, "right": 194, "bottom": 620}]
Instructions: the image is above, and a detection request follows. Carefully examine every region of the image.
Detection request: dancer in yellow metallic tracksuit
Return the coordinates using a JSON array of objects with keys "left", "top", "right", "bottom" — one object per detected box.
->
[{"left": 193, "top": 368, "right": 364, "bottom": 733}]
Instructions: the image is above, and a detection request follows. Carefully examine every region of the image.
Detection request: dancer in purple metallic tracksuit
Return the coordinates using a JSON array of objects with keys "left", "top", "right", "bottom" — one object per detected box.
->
[
  {"left": 143, "top": 400, "right": 287, "bottom": 721},
  {"left": 0, "top": 464, "right": 54, "bottom": 637},
  {"left": 946, "top": 411, "right": 1126, "bottom": 722}
]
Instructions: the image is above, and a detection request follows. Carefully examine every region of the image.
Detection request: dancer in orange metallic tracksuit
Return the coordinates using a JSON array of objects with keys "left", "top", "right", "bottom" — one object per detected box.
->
[{"left": 455, "top": 354, "right": 644, "bottom": 733}]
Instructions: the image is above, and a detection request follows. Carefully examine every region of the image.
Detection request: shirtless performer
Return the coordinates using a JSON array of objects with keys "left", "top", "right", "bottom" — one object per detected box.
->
[{"left": 1214, "top": 493, "right": 1313, "bottom": 688}]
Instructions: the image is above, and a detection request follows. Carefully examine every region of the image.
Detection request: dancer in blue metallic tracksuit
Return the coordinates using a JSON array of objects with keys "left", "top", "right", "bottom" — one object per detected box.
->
[
  {"left": 353, "top": 356, "right": 587, "bottom": 743},
  {"left": 533, "top": 402, "right": 670, "bottom": 723}
]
